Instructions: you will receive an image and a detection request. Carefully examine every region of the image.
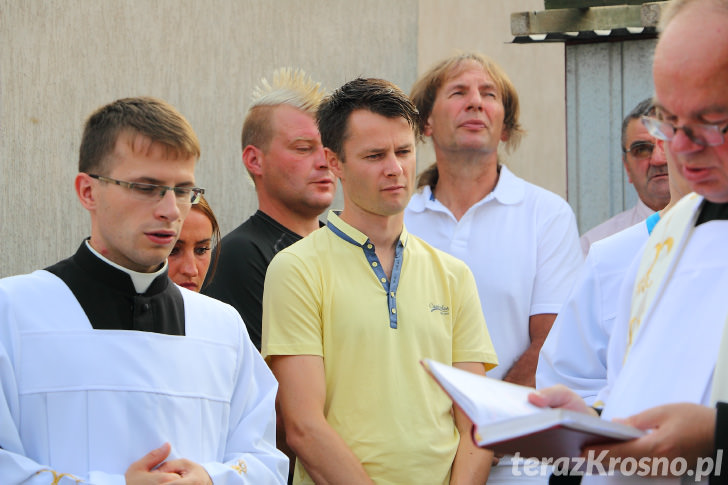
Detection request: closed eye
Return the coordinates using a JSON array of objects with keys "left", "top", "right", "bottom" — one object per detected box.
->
[
  {"left": 131, "top": 183, "right": 158, "bottom": 194},
  {"left": 172, "top": 187, "right": 193, "bottom": 197},
  {"left": 194, "top": 246, "right": 211, "bottom": 256}
]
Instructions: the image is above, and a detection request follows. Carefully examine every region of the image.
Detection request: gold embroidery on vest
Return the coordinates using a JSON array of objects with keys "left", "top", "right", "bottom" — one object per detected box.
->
[
  {"left": 231, "top": 458, "right": 248, "bottom": 474},
  {"left": 635, "top": 238, "right": 674, "bottom": 294},
  {"left": 624, "top": 194, "right": 702, "bottom": 364},
  {"left": 626, "top": 237, "right": 674, "bottom": 360},
  {"left": 35, "top": 469, "right": 83, "bottom": 484},
  {"left": 627, "top": 316, "right": 640, "bottom": 353},
  {"left": 627, "top": 237, "right": 674, "bottom": 356}
]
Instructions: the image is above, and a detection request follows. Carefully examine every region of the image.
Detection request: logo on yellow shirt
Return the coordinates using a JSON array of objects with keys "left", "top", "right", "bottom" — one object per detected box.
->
[{"left": 429, "top": 303, "right": 450, "bottom": 315}]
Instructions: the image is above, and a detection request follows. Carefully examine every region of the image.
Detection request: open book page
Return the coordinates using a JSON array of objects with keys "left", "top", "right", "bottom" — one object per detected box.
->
[
  {"left": 421, "top": 359, "right": 644, "bottom": 458},
  {"left": 421, "top": 357, "right": 541, "bottom": 424}
]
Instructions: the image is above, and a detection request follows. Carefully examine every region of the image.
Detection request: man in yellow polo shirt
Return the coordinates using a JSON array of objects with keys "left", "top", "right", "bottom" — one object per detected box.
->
[{"left": 261, "top": 77, "right": 498, "bottom": 484}]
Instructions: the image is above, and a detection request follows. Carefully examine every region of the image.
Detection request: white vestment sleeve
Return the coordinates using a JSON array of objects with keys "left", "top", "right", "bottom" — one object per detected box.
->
[
  {"left": 536, "top": 251, "right": 607, "bottom": 404},
  {"left": 1, "top": 330, "right": 128, "bottom": 484},
  {"left": 592, "top": 252, "right": 642, "bottom": 408},
  {"left": 201, "top": 324, "right": 288, "bottom": 485}
]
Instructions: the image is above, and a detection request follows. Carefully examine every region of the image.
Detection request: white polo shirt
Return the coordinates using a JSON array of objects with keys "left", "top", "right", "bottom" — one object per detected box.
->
[{"left": 405, "top": 165, "right": 583, "bottom": 380}]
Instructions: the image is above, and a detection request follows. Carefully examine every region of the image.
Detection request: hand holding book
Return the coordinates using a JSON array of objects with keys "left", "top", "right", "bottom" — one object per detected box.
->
[
  {"left": 527, "top": 383, "right": 599, "bottom": 417},
  {"left": 421, "top": 359, "right": 644, "bottom": 460}
]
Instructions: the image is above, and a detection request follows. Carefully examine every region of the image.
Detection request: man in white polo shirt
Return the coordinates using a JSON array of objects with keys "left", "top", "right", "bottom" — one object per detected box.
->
[{"left": 405, "top": 52, "right": 582, "bottom": 387}]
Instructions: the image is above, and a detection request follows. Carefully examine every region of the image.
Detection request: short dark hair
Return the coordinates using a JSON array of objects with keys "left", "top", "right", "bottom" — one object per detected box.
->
[
  {"left": 621, "top": 97, "right": 654, "bottom": 150},
  {"left": 79, "top": 97, "right": 200, "bottom": 174},
  {"left": 316, "top": 78, "right": 420, "bottom": 159}
]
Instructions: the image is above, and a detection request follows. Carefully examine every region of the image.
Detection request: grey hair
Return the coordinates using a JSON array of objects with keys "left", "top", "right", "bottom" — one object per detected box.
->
[{"left": 621, "top": 97, "right": 654, "bottom": 149}]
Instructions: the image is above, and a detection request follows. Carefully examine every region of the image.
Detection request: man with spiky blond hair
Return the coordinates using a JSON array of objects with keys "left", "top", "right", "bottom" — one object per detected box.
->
[{"left": 204, "top": 68, "right": 335, "bottom": 351}]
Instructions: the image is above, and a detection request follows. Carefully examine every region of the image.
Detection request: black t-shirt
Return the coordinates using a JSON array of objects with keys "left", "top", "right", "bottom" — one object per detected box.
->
[{"left": 202, "top": 211, "right": 303, "bottom": 350}]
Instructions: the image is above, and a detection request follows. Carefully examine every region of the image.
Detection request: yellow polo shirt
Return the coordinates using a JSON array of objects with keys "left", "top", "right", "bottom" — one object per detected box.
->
[{"left": 262, "top": 211, "right": 497, "bottom": 485}]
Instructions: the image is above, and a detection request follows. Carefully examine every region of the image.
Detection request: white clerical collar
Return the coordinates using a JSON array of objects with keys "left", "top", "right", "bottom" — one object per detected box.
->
[{"left": 85, "top": 240, "right": 167, "bottom": 294}]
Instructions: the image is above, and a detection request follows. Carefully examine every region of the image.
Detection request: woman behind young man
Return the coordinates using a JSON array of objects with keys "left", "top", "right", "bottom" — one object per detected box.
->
[{"left": 168, "top": 195, "right": 221, "bottom": 292}]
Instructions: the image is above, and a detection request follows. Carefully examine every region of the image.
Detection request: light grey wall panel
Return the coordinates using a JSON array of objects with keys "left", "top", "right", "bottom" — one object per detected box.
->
[
  {"left": 1, "top": 0, "right": 418, "bottom": 277},
  {"left": 566, "top": 38, "right": 656, "bottom": 234},
  {"left": 619, "top": 39, "right": 658, "bottom": 211},
  {"left": 567, "top": 43, "right": 623, "bottom": 233}
]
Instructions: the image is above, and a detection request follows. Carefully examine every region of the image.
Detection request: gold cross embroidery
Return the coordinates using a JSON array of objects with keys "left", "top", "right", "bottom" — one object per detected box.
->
[
  {"left": 626, "top": 237, "right": 676, "bottom": 363},
  {"left": 35, "top": 469, "right": 83, "bottom": 484},
  {"left": 626, "top": 237, "right": 675, "bottom": 360},
  {"left": 231, "top": 458, "right": 248, "bottom": 475},
  {"left": 624, "top": 193, "right": 702, "bottom": 365},
  {"left": 635, "top": 237, "right": 674, "bottom": 294}
]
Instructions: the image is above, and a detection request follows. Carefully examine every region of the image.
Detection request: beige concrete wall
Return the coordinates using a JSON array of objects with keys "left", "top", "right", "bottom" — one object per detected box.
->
[
  {"left": 0, "top": 0, "right": 418, "bottom": 277},
  {"left": 416, "top": 0, "right": 566, "bottom": 197},
  {"left": 1, "top": 0, "right": 566, "bottom": 278}
]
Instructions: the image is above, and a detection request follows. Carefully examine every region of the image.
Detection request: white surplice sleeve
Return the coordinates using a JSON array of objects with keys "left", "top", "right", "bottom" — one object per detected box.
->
[
  {"left": 0, "top": 277, "right": 107, "bottom": 484},
  {"left": 201, "top": 317, "right": 288, "bottom": 484}
]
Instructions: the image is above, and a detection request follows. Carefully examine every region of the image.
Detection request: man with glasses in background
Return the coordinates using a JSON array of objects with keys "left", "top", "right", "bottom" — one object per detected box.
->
[
  {"left": 580, "top": 98, "right": 670, "bottom": 255},
  {"left": 0, "top": 97, "right": 287, "bottom": 484}
]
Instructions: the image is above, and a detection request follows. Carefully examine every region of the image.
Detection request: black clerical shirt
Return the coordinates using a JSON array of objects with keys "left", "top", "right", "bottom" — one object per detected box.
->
[
  {"left": 696, "top": 200, "right": 728, "bottom": 226},
  {"left": 46, "top": 242, "right": 185, "bottom": 335}
]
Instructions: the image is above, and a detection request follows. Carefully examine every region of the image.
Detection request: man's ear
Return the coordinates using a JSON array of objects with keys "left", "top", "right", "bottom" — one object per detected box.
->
[
  {"left": 500, "top": 127, "right": 510, "bottom": 143},
  {"left": 423, "top": 116, "right": 433, "bottom": 137},
  {"left": 243, "top": 145, "right": 264, "bottom": 177},
  {"left": 75, "top": 173, "right": 97, "bottom": 211},
  {"left": 325, "top": 148, "right": 343, "bottom": 180}
]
